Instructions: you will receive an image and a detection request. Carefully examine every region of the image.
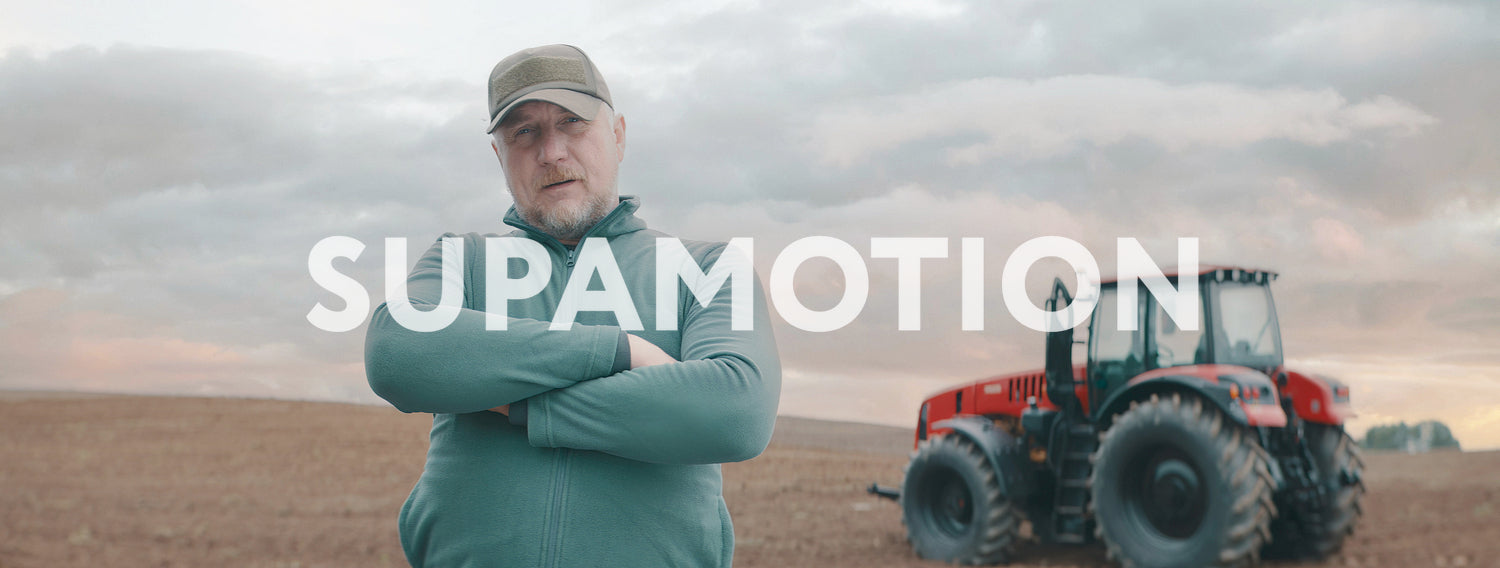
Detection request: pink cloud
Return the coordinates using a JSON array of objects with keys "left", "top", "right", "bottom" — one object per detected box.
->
[{"left": 1311, "top": 217, "right": 1367, "bottom": 262}]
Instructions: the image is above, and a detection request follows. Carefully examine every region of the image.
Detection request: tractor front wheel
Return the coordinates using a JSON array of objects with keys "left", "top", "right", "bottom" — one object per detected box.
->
[
  {"left": 901, "top": 434, "right": 1021, "bottom": 565},
  {"left": 1091, "top": 393, "right": 1275, "bottom": 568},
  {"left": 1262, "top": 423, "right": 1365, "bottom": 560}
]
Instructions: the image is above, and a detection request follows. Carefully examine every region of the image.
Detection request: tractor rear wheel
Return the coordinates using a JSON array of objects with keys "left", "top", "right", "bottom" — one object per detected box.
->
[
  {"left": 1262, "top": 423, "right": 1365, "bottom": 560},
  {"left": 1091, "top": 393, "right": 1275, "bottom": 568},
  {"left": 901, "top": 434, "right": 1021, "bottom": 565}
]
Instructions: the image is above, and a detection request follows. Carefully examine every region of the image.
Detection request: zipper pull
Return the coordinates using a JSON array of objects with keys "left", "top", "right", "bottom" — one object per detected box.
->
[{"left": 566, "top": 249, "right": 577, "bottom": 268}]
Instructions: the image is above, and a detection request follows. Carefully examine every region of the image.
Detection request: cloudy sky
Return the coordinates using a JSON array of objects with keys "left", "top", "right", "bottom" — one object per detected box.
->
[{"left": 1, "top": 0, "right": 1497, "bottom": 448}]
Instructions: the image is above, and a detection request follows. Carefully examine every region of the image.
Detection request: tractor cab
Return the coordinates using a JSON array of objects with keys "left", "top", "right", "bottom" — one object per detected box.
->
[{"left": 1049, "top": 266, "right": 1285, "bottom": 422}]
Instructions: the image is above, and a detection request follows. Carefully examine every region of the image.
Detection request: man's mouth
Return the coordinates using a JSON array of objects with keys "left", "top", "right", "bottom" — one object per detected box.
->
[{"left": 543, "top": 179, "right": 575, "bottom": 189}]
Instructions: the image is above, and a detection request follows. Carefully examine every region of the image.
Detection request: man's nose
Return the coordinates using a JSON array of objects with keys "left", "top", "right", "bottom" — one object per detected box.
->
[{"left": 538, "top": 130, "right": 569, "bottom": 165}]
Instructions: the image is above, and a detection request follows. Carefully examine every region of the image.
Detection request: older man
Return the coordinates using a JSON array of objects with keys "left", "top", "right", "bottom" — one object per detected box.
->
[{"left": 365, "top": 44, "right": 781, "bottom": 567}]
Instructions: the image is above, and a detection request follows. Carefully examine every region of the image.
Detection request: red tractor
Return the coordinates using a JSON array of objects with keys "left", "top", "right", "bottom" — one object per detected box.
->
[{"left": 872, "top": 266, "right": 1363, "bottom": 567}]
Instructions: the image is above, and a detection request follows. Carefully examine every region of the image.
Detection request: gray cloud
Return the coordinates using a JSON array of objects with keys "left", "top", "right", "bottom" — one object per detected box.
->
[
  {"left": 0, "top": 0, "right": 1496, "bottom": 445},
  {"left": 598, "top": 0, "right": 1495, "bottom": 224},
  {"left": 0, "top": 46, "right": 503, "bottom": 397}
]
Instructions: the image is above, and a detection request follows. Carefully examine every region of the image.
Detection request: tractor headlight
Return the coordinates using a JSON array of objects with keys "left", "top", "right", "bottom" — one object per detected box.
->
[
  {"left": 1219, "top": 374, "right": 1277, "bottom": 405},
  {"left": 1322, "top": 376, "right": 1352, "bottom": 403}
]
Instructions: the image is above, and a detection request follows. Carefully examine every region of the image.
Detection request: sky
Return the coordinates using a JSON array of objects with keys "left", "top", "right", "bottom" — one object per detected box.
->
[{"left": 1, "top": 0, "right": 1497, "bottom": 449}]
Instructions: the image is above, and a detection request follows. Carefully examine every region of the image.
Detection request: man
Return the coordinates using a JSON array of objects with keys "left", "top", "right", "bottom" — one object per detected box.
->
[{"left": 364, "top": 44, "right": 781, "bottom": 567}]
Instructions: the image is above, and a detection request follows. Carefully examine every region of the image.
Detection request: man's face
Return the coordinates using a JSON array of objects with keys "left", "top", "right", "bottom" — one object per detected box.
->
[{"left": 492, "top": 100, "right": 626, "bottom": 243}]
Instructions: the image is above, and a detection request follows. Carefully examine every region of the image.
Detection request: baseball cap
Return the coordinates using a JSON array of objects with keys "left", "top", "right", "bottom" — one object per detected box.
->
[{"left": 486, "top": 44, "right": 613, "bottom": 133}]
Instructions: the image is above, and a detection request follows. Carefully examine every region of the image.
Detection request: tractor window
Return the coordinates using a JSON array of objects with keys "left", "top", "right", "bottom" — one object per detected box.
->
[
  {"left": 1150, "top": 295, "right": 1206, "bottom": 368},
  {"left": 1090, "top": 287, "right": 1145, "bottom": 392},
  {"left": 1213, "top": 282, "right": 1283, "bottom": 368}
]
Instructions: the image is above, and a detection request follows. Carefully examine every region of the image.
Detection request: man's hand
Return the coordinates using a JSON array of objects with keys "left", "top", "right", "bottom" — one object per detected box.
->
[
  {"left": 628, "top": 334, "right": 677, "bottom": 369},
  {"left": 486, "top": 335, "right": 671, "bottom": 417}
]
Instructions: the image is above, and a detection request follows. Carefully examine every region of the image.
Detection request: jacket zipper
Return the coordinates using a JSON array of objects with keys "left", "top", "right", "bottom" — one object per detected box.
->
[
  {"left": 506, "top": 206, "right": 627, "bottom": 567},
  {"left": 543, "top": 448, "right": 571, "bottom": 567},
  {"left": 507, "top": 204, "right": 631, "bottom": 273}
]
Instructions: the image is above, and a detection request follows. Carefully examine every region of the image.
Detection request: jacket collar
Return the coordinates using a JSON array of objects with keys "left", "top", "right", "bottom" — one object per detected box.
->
[{"left": 503, "top": 195, "right": 647, "bottom": 243}]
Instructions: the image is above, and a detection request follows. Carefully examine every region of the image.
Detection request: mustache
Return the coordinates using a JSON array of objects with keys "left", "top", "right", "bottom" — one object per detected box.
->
[{"left": 536, "top": 166, "right": 586, "bottom": 189}]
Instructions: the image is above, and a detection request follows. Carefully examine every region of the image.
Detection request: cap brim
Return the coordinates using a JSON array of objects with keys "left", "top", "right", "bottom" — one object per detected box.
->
[{"left": 487, "top": 88, "right": 605, "bottom": 133}]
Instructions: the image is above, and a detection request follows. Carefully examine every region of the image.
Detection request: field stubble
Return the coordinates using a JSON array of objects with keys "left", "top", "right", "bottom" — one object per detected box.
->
[{"left": 0, "top": 394, "right": 1495, "bottom": 568}]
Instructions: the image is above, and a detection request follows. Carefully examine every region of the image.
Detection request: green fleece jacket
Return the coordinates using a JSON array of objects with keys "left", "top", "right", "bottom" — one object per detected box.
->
[{"left": 365, "top": 196, "right": 781, "bottom": 567}]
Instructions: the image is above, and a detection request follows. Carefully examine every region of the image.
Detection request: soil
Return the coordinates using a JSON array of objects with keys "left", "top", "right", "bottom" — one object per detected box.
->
[{"left": 1, "top": 392, "right": 1496, "bottom": 567}]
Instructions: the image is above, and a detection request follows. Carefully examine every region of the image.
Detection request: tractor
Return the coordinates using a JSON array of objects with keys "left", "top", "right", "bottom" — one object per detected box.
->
[{"left": 870, "top": 266, "right": 1364, "bottom": 567}]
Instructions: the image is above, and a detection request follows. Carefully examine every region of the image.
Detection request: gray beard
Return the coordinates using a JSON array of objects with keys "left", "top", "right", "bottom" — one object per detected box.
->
[{"left": 518, "top": 191, "right": 618, "bottom": 242}]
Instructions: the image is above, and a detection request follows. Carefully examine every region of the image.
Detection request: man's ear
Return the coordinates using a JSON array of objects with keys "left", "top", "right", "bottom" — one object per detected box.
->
[
  {"left": 613, "top": 114, "right": 627, "bottom": 159},
  {"left": 491, "top": 139, "right": 502, "bottom": 162}
]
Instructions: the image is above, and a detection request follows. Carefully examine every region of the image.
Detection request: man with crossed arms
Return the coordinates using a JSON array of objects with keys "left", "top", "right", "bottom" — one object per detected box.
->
[{"left": 366, "top": 44, "right": 781, "bottom": 567}]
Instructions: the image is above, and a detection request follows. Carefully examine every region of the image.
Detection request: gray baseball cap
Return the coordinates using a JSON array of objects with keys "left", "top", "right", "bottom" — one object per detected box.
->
[{"left": 486, "top": 44, "right": 613, "bottom": 133}]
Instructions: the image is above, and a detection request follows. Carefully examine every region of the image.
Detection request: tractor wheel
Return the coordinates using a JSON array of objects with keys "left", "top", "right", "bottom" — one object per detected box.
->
[
  {"left": 1091, "top": 393, "right": 1275, "bottom": 568},
  {"left": 901, "top": 434, "right": 1022, "bottom": 565},
  {"left": 1262, "top": 423, "right": 1365, "bottom": 560}
]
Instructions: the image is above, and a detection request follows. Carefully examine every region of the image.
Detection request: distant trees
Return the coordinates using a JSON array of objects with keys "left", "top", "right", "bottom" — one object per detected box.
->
[{"left": 1360, "top": 421, "right": 1461, "bottom": 452}]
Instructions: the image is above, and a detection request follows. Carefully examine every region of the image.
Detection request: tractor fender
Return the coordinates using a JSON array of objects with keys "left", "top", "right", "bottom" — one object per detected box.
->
[
  {"left": 1279, "top": 369, "right": 1355, "bottom": 425},
  {"left": 1094, "top": 371, "right": 1286, "bottom": 429},
  {"left": 930, "top": 416, "right": 1031, "bottom": 500}
]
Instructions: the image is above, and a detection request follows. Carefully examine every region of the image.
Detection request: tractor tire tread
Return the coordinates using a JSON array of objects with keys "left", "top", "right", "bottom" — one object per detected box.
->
[
  {"left": 1262, "top": 425, "right": 1365, "bottom": 560},
  {"left": 1091, "top": 393, "right": 1274, "bottom": 568},
  {"left": 901, "top": 434, "right": 1021, "bottom": 565}
]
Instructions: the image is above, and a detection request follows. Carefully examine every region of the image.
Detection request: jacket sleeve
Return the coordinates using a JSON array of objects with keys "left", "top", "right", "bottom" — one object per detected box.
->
[
  {"left": 364, "top": 233, "right": 621, "bottom": 415},
  {"left": 522, "top": 245, "right": 782, "bottom": 465}
]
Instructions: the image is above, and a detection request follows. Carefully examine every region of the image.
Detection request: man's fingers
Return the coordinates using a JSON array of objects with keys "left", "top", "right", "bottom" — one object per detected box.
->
[{"left": 489, "top": 404, "right": 510, "bottom": 416}]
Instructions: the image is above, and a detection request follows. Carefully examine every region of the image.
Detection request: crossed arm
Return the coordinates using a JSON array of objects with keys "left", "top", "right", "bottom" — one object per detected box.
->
[
  {"left": 365, "top": 233, "right": 781, "bottom": 464},
  {"left": 491, "top": 334, "right": 676, "bottom": 415}
]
